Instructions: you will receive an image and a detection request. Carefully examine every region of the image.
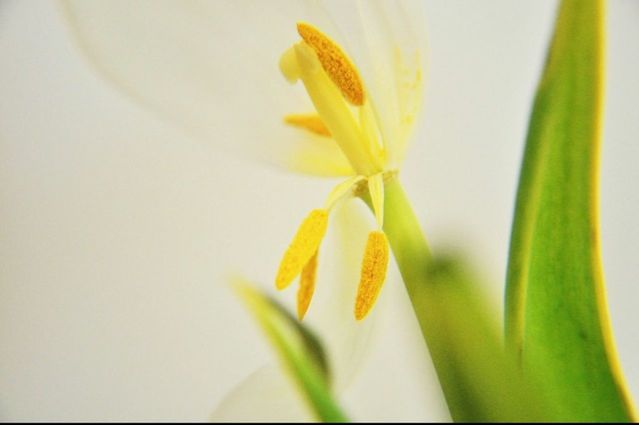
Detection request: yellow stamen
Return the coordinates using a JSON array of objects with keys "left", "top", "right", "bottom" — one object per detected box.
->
[
  {"left": 293, "top": 42, "right": 381, "bottom": 176},
  {"left": 355, "top": 231, "right": 390, "bottom": 320},
  {"left": 284, "top": 114, "right": 331, "bottom": 137},
  {"left": 297, "top": 251, "right": 318, "bottom": 320},
  {"left": 276, "top": 209, "right": 328, "bottom": 290},
  {"left": 297, "top": 22, "right": 364, "bottom": 106}
]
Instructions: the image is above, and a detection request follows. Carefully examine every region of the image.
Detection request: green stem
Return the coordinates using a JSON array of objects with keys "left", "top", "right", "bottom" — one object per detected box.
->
[
  {"left": 381, "top": 177, "right": 432, "bottom": 291},
  {"left": 365, "top": 175, "right": 552, "bottom": 421}
]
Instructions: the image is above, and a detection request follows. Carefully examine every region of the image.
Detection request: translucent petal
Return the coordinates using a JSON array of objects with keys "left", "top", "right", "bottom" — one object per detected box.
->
[
  {"left": 60, "top": 0, "right": 354, "bottom": 177},
  {"left": 283, "top": 129, "right": 354, "bottom": 176},
  {"left": 60, "top": 1, "right": 424, "bottom": 175},
  {"left": 210, "top": 365, "right": 313, "bottom": 422},
  {"left": 311, "top": 0, "right": 427, "bottom": 167}
]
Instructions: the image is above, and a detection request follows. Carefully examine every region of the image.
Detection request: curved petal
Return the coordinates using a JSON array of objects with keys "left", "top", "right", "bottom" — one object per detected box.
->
[
  {"left": 60, "top": 0, "right": 354, "bottom": 177},
  {"left": 284, "top": 129, "right": 353, "bottom": 177},
  {"left": 210, "top": 365, "right": 313, "bottom": 422},
  {"left": 363, "top": 0, "right": 426, "bottom": 166},
  {"left": 60, "top": 1, "right": 424, "bottom": 175}
]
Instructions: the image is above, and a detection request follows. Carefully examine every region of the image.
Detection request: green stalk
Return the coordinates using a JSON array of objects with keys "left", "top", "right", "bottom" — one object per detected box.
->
[
  {"left": 362, "top": 176, "right": 551, "bottom": 422},
  {"left": 381, "top": 177, "right": 432, "bottom": 291}
]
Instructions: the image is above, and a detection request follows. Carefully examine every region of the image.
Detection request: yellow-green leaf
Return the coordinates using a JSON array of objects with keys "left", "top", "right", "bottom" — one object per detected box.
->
[
  {"left": 234, "top": 280, "right": 348, "bottom": 422},
  {"left": 504, "top": 0, "right": 635, "bottom": 420}
]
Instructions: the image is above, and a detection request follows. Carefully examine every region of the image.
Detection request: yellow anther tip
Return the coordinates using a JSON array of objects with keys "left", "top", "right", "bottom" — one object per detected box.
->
[
  {"left": 297, "top": 252, "right": 318, "bottom": 320},
  {"left": 276, "top": 209, "right": 328, "bottom": 290},
  {"left": 354, "top": 231, "right": 389, "bottom": 320},
  {"left": 296, "top": 22, "right": 364, "bottom": 106},
  {"left": 284, "top": 114, "right": 331, "bottom": 137}
]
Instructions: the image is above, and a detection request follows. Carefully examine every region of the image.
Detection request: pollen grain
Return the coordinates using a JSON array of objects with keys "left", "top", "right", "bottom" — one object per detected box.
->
[
  {"left": 354, "top": 231, "right": 389, "bottom": 320},
  {"left": 297, "top": 22, "right": 364, "bottom": 106},
  {"left": 276, "top": 209, "right": 328, "bottom": 290},
  {"left": 297, "top": 251, "right": 318, "bottom": 320}
]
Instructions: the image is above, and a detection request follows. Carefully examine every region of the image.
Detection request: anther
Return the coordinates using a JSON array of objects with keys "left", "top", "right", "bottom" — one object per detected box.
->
[
  {"left": 354, "top": 231, "right": 390, "bottom": 320},
  {"left": 297, "top": 22, "right": 364, "bottom": 106},
  {"left": 284, "top": 114, "right": 331, "bottom": 137},
  {"left": 276, "top": 209, "right": 328, "bottom": 290},
  {"left": 297, "top": 251, "right": 318, "bottom": 320}
]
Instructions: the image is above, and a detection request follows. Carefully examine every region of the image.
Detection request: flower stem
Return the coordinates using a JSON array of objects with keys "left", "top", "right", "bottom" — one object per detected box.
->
[
  {"left": 366, "top": 176, "right": 551, "bottom": 421},
  {"left": 380, "top": 176, "right": 432, "bottom": 292}
]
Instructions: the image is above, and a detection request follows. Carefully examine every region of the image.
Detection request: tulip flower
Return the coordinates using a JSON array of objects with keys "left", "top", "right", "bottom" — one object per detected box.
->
[
  {"left": 274, "top": 14, "right": 424, "bottom": 321},
  {"left": 62, "top": 0, "right": 425, "bottom": 320},
  {"left": 61, "top": 0, "right": 429, "bottom": 420}
]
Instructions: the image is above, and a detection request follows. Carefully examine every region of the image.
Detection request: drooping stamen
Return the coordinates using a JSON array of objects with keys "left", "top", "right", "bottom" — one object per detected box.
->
[
  {"left": 355, "top": 231, "right": 390, "bottom": 320},
  {"left": 297, "top": 251, "right": 318, "bottom": 320},
  {"left": 284, "top": 114, "right": 331, "bottom": 137},
  {"left": 293, "top": 42, "right": 381, "bottom": 176},
  {"left": 276, "top": 209, "right": 328, "bottom": 290},
  {"left": 297, "top": 22, "right": 364, "bottom": 106}
]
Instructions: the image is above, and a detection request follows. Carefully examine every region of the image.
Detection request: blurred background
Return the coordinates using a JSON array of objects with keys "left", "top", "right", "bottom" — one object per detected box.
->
[{"left": 0, "top": 0, "right": 637, "bottom": 421}]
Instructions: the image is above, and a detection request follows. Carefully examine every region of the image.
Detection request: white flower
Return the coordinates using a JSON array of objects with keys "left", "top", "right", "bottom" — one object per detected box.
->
[{"left": 61, "top": 0, "right": 426, "bottom": 420}]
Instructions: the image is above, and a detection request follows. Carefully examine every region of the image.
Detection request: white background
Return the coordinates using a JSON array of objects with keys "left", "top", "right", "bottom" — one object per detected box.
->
[{"left": 0, "top": 0, "right": 638, "bottom": 421}]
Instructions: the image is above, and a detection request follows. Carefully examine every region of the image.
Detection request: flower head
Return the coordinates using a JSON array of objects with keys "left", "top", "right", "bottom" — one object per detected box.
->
[
  {"left": 60, "top": 0, "right": 427, "bottom": 419},
  {"left": 275, "top": 19, "right": 423, "bottom": 320},
  {"left": 61, "top": 0, "right": 424, "bottom": 322}
]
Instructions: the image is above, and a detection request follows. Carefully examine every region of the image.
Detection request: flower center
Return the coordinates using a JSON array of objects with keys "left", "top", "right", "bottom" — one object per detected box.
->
[
  {"left": 279, "top": 22, "right": 384, "bottom": 177},
  {"left": 275, "top": 23, "right": 392, "bottom": 322}
]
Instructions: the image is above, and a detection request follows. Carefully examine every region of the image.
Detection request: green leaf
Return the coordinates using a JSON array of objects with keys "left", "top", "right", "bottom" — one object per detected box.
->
[
  {"left": 504, "top": 0, "right": 635, "bottom": 421},
  {"left": 234, "top": 280, "right": 349, "bottom": 422}
]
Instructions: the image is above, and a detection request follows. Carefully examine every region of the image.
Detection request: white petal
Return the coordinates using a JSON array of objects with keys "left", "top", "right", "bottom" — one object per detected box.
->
[
  {"left": 60, "top": 0, "right": 354, "bottom": 177},
  {"left": 210, "top": 365, "right": 313, "bottom": 422},
  {"left": 284, "top": 131, "right": 354, "bottom": 177}
]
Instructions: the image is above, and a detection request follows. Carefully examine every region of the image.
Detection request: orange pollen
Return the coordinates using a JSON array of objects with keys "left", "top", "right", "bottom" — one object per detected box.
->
[{"left": 297, "top": 22, "right": 365, "bottom": 106}]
